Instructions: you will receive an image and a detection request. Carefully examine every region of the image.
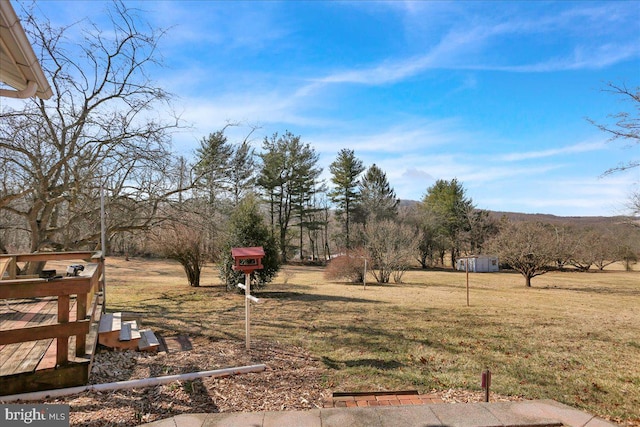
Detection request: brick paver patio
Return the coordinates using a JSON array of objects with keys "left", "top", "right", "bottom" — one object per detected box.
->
[{"left": 324, "top": 391, "right": 444, "bottom": 408}]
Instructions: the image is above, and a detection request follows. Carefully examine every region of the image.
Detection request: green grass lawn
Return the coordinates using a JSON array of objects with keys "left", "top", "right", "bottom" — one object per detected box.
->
[{"left": 104, "top": 257, "right": 640, "bottom": 423}]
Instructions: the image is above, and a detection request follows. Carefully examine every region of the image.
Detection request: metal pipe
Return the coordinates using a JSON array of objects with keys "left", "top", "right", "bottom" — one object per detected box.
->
[
  {"left": 0, "top": 80, "right": 37, "bottom": 99},
  {"left": 0, "top": 363, "right": 266, "bottom": 402},
  {"left": 100, "top": 183, "right": 107, "bottom": 313}
]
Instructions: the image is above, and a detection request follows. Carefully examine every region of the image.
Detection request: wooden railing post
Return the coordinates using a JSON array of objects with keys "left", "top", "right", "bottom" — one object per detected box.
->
[
  {"left": 1, "top": 251, "right": 102, "bottom": 364},
  {"left": 57, "top": 295, "right": 70, "bottom": 366},
  {"left": 76, "top": 288, "right": 87, "bottom": 356},
  {"left": 8, "top": 256, "right": 16, "bottom": 279}
]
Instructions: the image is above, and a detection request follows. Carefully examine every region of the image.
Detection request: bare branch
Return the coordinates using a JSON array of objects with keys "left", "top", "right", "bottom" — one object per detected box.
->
[
  {"left": 1, "top": 1, "right": 185, "bottom": 252},
  {"left": 587, "top": 82, "right": 639, "bottom": 175}
]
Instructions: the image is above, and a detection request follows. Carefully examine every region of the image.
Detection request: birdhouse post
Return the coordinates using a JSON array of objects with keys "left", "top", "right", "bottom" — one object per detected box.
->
[{"left": 231, "top": 247, "right": 265, "bottom": 350}]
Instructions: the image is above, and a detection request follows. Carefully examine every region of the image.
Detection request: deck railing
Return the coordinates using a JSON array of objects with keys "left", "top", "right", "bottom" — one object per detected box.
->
[{"left": 0, "top": 251, "right": 104, "bottom": 366}]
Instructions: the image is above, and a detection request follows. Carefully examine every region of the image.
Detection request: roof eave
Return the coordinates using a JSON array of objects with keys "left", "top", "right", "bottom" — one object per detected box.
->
[{"left": 0, "top": 1, "right": 52, "bottom": 100}]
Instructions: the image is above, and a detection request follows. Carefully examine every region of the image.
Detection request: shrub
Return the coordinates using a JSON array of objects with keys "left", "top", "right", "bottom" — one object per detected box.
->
[
  {"left": 324, "top": 248, "right": 367, "bottom": 283},
  {"left": 362, "top": 219, "right": 418, "bottom": 284},
  {"left": 392, "top": 267, "right": 407, "bottom": 284},
  {"left": 219, "top": 195, "right": 280, "bottom": 291},
  {"left": 152, "top": 218, "right": 208, "bottom": 287}
]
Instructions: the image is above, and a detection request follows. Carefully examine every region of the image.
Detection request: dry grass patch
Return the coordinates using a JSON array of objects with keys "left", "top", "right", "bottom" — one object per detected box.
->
[{"left": 104, "top": 257, "right": 639, "bottom": 425}]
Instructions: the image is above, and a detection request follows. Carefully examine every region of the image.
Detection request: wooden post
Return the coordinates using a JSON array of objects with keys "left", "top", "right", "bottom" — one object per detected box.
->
[
  {"left": 57, "top": 295, "right": 70, "bottom": 366},
  {"left": 76, "top": 289, "right": 87, "bottom": 356},
  {"left": 245, "top": 272, "right": 250, "bottom": 350},
  {"left": 482, "top": 369, "right": 491, "bottom": 402},
  {"left": 230, "top": 247, "right": 264, "bottom": 351},
  {"left": 8, "top": 256, "right": 17, "bottom": 279},
  {"left": 466, "top": 258, "right": 470, "bottom": 307},
  {"left": 363, "top": 258, "right": 367, "bottom": 290}
]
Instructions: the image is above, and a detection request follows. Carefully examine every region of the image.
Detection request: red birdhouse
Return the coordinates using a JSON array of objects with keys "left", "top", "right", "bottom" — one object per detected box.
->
[{"left": 231, "top": 246, "right": 265, "bottom": 274}]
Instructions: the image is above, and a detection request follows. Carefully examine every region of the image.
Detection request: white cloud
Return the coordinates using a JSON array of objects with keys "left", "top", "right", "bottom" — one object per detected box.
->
[
  {"left": 308, "top": 119, "right": 467, "bottom": 155},
  {"left": 476, "top": 173, "right": 636, "bottom": 216},
  {"left": 151, "top": 1, "right": 292, "bottom": 52},
  {"left": 305, "top": 2, "right": 640, "bottom": 88},
  {"left": 402, "top": 168, "right": 434, "bottom": 181},
  {"left": 474, "top": 43, "right": 640, "bottom": 73},
  {"left": 498, "top": 141, "right": 607, "bottom": 162},
  {"left": 314, "top": 54, "right": 435, "bottom": 85},
  {"left": 175, "top": 89, "right": 336, "bottom": 138}
]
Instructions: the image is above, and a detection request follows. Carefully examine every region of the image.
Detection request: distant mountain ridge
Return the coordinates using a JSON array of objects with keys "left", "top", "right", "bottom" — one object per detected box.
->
[
  {"left": 486, "top": 211, "right": 634, "bottom": 227},
  {"left": 399, "top": 199, "right": 636, "bottom": 227}
]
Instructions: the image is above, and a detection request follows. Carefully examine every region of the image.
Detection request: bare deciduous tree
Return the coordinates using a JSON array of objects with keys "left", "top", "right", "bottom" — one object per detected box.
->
[
  {"left": 569, "top": 228, "right": 603, "bottom": 272},
  {"left": 588, "top": 82, "right": 639, "bottom": 218},
  {"left": 589, "top": 230, "right": 619, "bottom": 271},
  {"left": 550, "top": 225, "right": 574, "bottom": 269},
  {"left": 629, "top": 192, "right": 640, "bottom": 218},
  {"left": 151, "top": 209, "right": 209, "bottom": 287},
  {"left": 611, "top": 224, "right": 640, "bottom": 271},
  {"left": 488, "top": 221, "right": 558, "bottom": 287},
  {"left": 363, "top": 219, "right": 418, "bottom": 284},
  {"left": 588, "top": 83, "right": 639, "bottom": 174},
  {"left": 0, "top": 1, "right": 183, "bottom": 253}
]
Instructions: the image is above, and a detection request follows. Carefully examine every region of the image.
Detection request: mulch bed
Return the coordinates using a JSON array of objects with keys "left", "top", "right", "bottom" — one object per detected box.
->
[
  {"left": 34, "top": 338, "right": 329, "bottom": 426},
  {"left": 15, "top": 337, "right": 626, "bottom": 426}
]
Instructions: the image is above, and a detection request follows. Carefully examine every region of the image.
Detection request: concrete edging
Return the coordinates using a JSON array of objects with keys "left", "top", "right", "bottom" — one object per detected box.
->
[{"left": 142, "top": 399, "right": 619, "bottom": 427}]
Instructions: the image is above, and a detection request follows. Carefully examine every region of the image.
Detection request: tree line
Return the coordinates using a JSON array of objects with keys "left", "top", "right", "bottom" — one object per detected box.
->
[
  {"left": 1, "top": 2, "right": 638, "bottom": 287},
  {"left": 488, "top": 220, "right": 639, "bottom": 287}
]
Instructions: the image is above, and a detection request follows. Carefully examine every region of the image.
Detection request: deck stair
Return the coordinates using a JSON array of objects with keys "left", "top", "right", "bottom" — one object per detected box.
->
[{"left": 98, "top": 312, "right": 159, "bottom": 352}]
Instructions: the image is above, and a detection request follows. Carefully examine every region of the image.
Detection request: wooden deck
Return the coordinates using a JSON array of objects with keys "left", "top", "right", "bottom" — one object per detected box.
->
[{"left": 0, "top": 252, "right": 104, "bottom": 396}]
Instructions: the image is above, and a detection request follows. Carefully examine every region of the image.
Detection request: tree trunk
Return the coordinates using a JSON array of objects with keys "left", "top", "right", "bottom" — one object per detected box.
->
[
  {"left": 279, "top": 227, "right": 288, "bottom": 262},
  {"left": 419, "top": 254, "right": 427, "bottom": 269},
  {"left": 184, "top": 263, "right": 201, "bottom": 287},
  {"left": 525, "top": 275, "right": 532, "bottom": 287},
  {"left": 299, "top": 220, "right": 304, "bottom": 260},
  {"left": 450, "top": 248, "right": 457, "bottom": 269},
  {"left": 345, "top": 200, "right": 350, "bottom": 249}
]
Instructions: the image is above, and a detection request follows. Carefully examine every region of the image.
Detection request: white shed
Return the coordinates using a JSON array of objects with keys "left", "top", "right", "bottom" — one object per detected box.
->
[{"left": 456, "top": 255, "right": 499, "bottom": 273}]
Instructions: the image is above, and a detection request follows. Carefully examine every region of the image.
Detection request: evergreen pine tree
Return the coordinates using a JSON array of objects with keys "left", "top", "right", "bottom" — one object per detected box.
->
[
  {"left": 257, "top": 132, "right": 321, "bottom": 261},
  {"left": 357, "top": 164, "right": 399, "bottom": 225},
  {"left": 328, "top": 149, "right": 365, "bottom": 249}
]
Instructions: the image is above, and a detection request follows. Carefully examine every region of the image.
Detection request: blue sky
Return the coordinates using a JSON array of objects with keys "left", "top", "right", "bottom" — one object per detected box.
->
[{"left": 25, "top": 1, "right": 640, "bottom": 216}]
